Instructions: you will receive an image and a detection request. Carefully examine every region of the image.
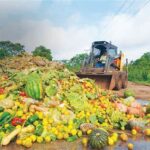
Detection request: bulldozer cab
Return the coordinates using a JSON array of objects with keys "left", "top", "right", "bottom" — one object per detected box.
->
[
  {"left": 83, "top": 41, "right": 123, "bottom": 72},
  {"left": 90, "top": 41, "right": 118, "bottom": 69},
  {"left": 92, "top": 41, "right": 117, "bottom": 58},
  {"left": 77, "top": 41, "right": 128, "bottom": 90}
]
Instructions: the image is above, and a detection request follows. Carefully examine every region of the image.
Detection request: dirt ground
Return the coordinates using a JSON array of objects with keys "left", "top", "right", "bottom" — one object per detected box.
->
[
  {"left": 117, "top": 81, "right": 150, "bottom": 100},
  {"left": 1, "top": 134, "right": 150, "bottom": 150}
]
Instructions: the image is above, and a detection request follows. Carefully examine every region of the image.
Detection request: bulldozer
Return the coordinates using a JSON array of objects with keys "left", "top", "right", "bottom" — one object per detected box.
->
[{"left": 76, "top": 41, "right": 128, "bottom": 90}]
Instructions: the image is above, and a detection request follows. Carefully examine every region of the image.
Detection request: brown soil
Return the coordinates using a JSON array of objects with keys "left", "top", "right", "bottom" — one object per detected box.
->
[
  {"left": 117, "top": 81, "right": 150, "bottom": 100},
  {"left": 1, "top": 134, "right": 150, "bottom": 150}
]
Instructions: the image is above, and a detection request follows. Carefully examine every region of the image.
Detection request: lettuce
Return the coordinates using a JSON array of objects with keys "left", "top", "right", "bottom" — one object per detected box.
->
[
  {"left": 45, "top": 85, "right": 57, "bottom": 97},
  {"left": 65, "top": 92, "right": 89, "bottom": 111}
]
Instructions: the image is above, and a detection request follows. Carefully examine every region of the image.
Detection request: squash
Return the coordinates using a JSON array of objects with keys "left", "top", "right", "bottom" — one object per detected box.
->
[
  {"left": 25, "top": 72, "right": 43, "bottom": 100},
  {"left": 128, "top": 119, "right": 146, "bottom": 131},
  {"left": 89, "top": 128, "right": 109, "bottom": 149}
]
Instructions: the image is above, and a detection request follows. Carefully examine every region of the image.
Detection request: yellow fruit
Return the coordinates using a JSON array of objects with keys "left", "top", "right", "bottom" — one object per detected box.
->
[
  {"left": 63, "top": 133, "right": 69, "bottom": 139},
  {"left": 120, "top": 133, "right": 128, "bottom": 142},
  {"left": 22, "top": 139, "right": 32, "bottom": 148},
  {"left": 86, "top": 112, "right": 90, "bottom": 117},
  {"left": 33, "top": 121, "right": 39, "bottom": 126},
  {"left": 69, "top": 120, "right": 73, "bottom": 125},
  {"left": 57, "top": 133, "right": 63, "bottom": 140},
  {"left": 44, "top": 136, "right": 51, "bottom": 142},
  {"left": 16, "top": 125, "right": 22, "bottom": 129},
  {"left": 38, "top": 112, "right": 43, "bottom": 119},
  {"left": 4, "top": 124, "right": 9, "bottom": 128},
  {"left": 22, "top": 115, "right": 27, "bottom": 120},
  {"left": 43, "top": 120, "right": 48, "bottom": 126},
  {"left": 108, "top": 137, "right": 114, "bottom": 145},
  {"left": 37, "top": 136, "right": 43, "bottom": 143},
  {"left": 48, "top": 118, "right": 53, "bottom": 124},
  {"left": 16, "top": 139, "right": 22, "bottom": 145},
  {"left": 144, "top": 129, "right": 150, "bottom": 136},
  {"left": 16, "top": 110, "right": 23, "bottom": 117},
  {"left": 51, "top": 127, "right": 56, "bottom": 133},
  {"left": 87, "top": 129, "right": 92, "bottom": 135},
  {"left": 128, "top": 143, "right": 134, "bottom": 150},
  {"left": 77, "top": 131, "right": 82, "bottom": 137},
  {"left": 54, "top": 130, "right": 58, "bottom": 136},
  {"left": 112, "top": 133, "right": 118, "bottom": 138},
  {"left": 0, "top": 94, "right": 6, "bottom": 100},
  {"left": 82, "top": 137, "right": 88, "bottom": 147},
  {"left": 30, "top": 135, "right": 36, "bottom": 142},
  {"left": 71, "top": 129, "right": 77, "bottom": 136},
  {"left": 131, "top": 129, "right": 137, "bottom": 135},
  {"left": 111, "top": 135, "right": 118, "bottom": 143},
  {"left": 68, "top": 125, "right": 73, "bottom": 130},
  {"left": 26, "top": 137, "right": 32, "bottom": 142}
]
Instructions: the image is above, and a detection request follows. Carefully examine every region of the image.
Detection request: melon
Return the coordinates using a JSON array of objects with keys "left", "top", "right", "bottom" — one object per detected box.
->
[
  {"left": 25, "top": 72, "right": 43, "bottom": 100},
  {"left": 89, "top": 128, "right": 109, "bottom": 149}
]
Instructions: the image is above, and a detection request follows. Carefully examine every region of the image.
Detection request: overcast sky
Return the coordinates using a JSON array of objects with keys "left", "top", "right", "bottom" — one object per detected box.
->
[{"left": 0, "top": 0, "right": 150, "bottom": 61}]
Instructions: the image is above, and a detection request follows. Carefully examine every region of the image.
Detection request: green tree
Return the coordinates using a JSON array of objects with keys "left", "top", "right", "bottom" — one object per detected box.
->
[
  {"left": 0, "top": 41, "right": 25, "bottom": 59},
  {"left": 64, "top": 53, "right": 88, "bottom": 72},
  {"left": 128, "top": 52, "right": 150, "bottom": 84},
  {"left": 32, "top": 46, "right": 52, "bottom": 61}
]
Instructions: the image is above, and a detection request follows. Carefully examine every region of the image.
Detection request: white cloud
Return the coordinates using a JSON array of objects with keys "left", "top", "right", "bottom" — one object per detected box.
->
[
  {"left": 0, "top": 1, "right": 150, "bottom": 61},
  {"left": 102, "top": 4, "right": 150, "bottom": 61},
  {"left": 0, "top": 0, "right": 42, "bottom": 15}
]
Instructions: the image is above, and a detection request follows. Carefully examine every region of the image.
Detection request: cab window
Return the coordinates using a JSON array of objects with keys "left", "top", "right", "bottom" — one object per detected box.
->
[{"left": 108, "top": 49, "right": 117, "bottom": 57}]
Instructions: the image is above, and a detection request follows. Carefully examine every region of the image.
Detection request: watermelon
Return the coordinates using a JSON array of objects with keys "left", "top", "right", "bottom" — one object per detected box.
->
[{"left": 25, "top": 72, "right": 43, "bottom": 100}]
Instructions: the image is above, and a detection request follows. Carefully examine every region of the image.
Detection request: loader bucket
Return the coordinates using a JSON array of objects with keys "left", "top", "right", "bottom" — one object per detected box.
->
[{"left": 76, "top": 73, "right": 116, "bottom": 90}]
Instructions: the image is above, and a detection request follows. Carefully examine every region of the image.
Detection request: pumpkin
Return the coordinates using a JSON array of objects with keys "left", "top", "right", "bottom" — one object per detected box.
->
[
  {"left": 128, "top": 119, "right": 146, "bottom": 132},
  {"left": 25, "top": 72, "right": 43, "bottom": 100},
  {"left": 89, "top": 128, "right": 109, "bottom": 149}
]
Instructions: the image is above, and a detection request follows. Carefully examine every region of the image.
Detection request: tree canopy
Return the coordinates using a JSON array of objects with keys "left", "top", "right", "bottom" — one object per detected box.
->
[
  {"left": 32, "top": 46, "right": 52, "bottom": 61},
  {"left": 0, "top": 41, "right": 25, "bottom": 59},
  {"left": 64, "top": 53, "right": 88, "bottom": 72},
  {"left": 128, "top": 52, "right": 150, "bottom": 84}
]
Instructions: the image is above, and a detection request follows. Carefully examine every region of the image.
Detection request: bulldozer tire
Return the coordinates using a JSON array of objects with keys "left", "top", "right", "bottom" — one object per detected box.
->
[
  {"left": 115, "top": 75, "right": 123, "bottom": 90},
  {"left": 122, "top": 74, "right": 128, "bottom": 88}
]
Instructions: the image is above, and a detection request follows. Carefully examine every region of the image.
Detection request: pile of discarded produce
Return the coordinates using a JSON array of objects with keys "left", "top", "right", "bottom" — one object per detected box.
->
[{"left": 0, "top": 55, "right": 150, "bottom": 149}]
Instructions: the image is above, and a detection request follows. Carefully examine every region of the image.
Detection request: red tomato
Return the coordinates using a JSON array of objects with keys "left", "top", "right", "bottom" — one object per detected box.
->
[
  {"left": 19, "top": 91, "right": 27, "bottom": 97},
  {"left": 0, "top": 88, "right": 5, "bottom": 94}
]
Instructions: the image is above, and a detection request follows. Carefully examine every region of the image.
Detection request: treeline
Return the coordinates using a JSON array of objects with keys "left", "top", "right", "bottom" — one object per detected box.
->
[
  {"left": 128, "top": 52, "right": 150, "bottom": 84},
  {"left": 62, "top": 53, "right": 88, "bottom": 72},
  {"left": 1, "top": 41, "right": 149, "bottom": 85},
  {"left": 0, "top": 41, "right": 52, "bottom": 60}
]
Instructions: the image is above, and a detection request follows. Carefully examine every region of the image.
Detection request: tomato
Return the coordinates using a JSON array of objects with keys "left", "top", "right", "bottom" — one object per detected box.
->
[
  {"left": 0, "top": 88, "right": 5, "bottom": 94},
  {"left": 11, "top": 117, "right": 25, "bottom": 126},
  {"left": 19, "top": 91, "right": 27, "bottom": 97}
]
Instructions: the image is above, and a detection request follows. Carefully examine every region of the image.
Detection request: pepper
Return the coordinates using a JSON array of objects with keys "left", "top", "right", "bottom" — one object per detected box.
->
[
  {"left": 25, "top": 114, "right": 39, "bottom": 126},
  {"left": 34, "top": 124, "right": 43, "bottom": 136},
  {"left": 11, "top": 117, "right": 25, "bottom": 126},
  {"left": 0, "top": 112, "right": 12, "bottom": 126},
  {"left": 28, "top": 114, "right": 39, "bottom": 123},
  {"left": 67, "top": 135, "right": 78, "bottom": 142}
]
